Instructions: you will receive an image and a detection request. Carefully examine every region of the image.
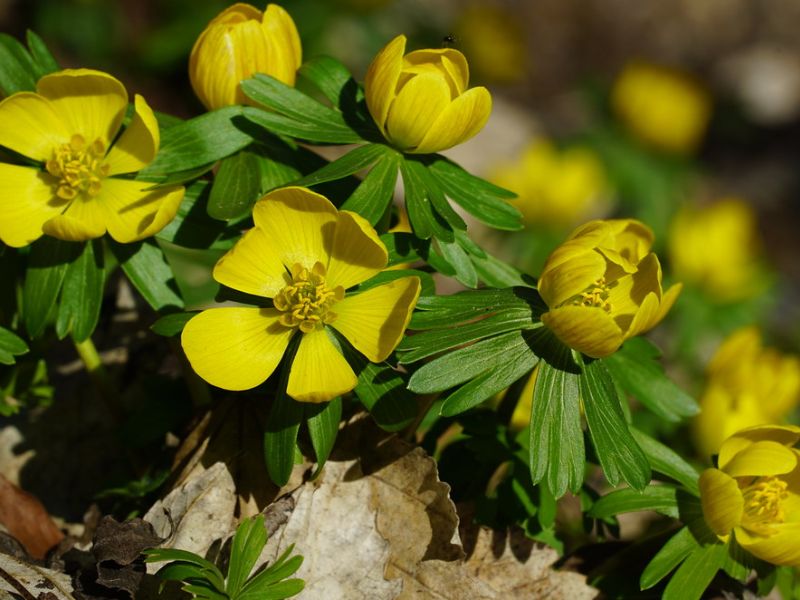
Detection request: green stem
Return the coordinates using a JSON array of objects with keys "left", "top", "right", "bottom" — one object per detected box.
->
[{"left": 73, "top": 335, "right": 119, "bottom": 418}]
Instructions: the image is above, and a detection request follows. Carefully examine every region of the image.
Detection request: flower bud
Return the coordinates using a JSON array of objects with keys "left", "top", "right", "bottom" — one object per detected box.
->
[
  {"left": 365, "top": 35, "right": 491, "bottom": 154},
  {"left": 189, "top": 3, "right": 302, "bottom": 111},
  {"left": 538, "top": 219, "right": 681, "bottom": 358}
]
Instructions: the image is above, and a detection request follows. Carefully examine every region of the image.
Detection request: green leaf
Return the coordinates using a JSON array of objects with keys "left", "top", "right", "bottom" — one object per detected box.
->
[
  {"left": 471, "top": 251, "right": 532, "bottom": 288},
  {"left": 55, "top": 239, "right": 105, "bottom": 342},
  {"left": 264, "top": 339, "right": 304, "bottom": 486},
  {"left": 354, "top": 362, "right": 417, "bottom": 432},
  {"left": 293, "top": 143, "right": 387, "bottom": 187},
  {"left": 408, "top": 330, "right": 532, "bottom": 394},
  {"left": 182, "top": 582, "right": 229, "bottom": 600},
  {"left": 341, "top": 151, "right": 401, "bottom": 225},
  {"left": 529, "top": 361, "right": 585, "bottom": 498},
  {"left": 407, "top": 160, "right": 467, "bottom": 231},
  {"left": 238, "top": 578, "right": 304, "bottom": 600},
  {"left": 604, "top": 337, "right": 698, "bottom": 421},
  {"left": 589, "top": 485, "right": 680, "bottom": 519},
  {"left": 0, "top": 327, "right": 28, "bottom": 366},
  {"left": 208, "top": 150, "right": 264, "bottom": 220},
  {"left": 110, "top": 240, "right": 184, "bottom": 312},
  {"left": 436, "top": 238, "right": 478, "bottom": 288},
  {"left": 141, "top": 106, "right": 254, "bottom": 176},
  {"left": 150, "top": 312, "right": 196, "bottom": 337},
  {"left": 427, "top": 157, "right": 521, "bottom": 230},
  {"left": 306, "top": 397, "right": 342, "bottom": 475},
  {"left": 26, "top": 30, "right": 59, "bottom": 76},
  {"left": 0, "top": 33, "right": 37, "bottom": 94},
  {"left": 298, "top": 55, "right": 355, "bottom": 106},
  {"left": 381, "top": 233, "right": 426, "bottom": 268},
  {"left": 640, "top": 526, "right": 700, "bottom": 590},
  {"left": 400, "top": 159, "right": 453, "bottom": 242},
  {"left": 440, "top": 340, "right": 537, "bottom": 416},
  {"left": 156, "top": 181, "right": 238, "bottom": 251},
  {"left": 663, "top": 542, "right": 726, "bottom": 600},
  {"left": 241, "top": 73, "right": 365, "bottom": 143},
  {"left": 144, "top": 548, "right": 226, "bottom": 591},
  {"left": 632, "top": 428, "right": 700, "bottom": 495},
  {"left": 580, "top": 360, "right": 650, "bottom": 490},
  {"left": 227, "top": 515, "right": 268, "bottom": 597},
  {"left": 409, "top": 287, "right": 542, "bottom": 331},
  {"left": 352, "top": 268, "right": 435, "bottom": 297},
  {"left": 23, "top": 238, "right": 82, "bottom": 338}
]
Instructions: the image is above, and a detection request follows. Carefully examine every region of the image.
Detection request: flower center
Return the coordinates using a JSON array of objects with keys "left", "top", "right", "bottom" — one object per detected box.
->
[
  {"left": 46, "top": 134, "right": 110, "bottom": 201},
  {"left": 573, "top": 277, "right": 613, "bottom": 312},
  {"left": 740, "top": 476, "right": 788, "bottom": 536},
  {"left": 273, "top": 262, "right": 344, "bottom": 333}
]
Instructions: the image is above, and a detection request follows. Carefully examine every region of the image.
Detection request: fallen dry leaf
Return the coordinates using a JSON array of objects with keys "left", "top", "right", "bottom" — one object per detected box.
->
[
  {"left": 0, "top": 473, "right": 63, "bottom": 559},
  {"left": 0, "top": 552, "right": 75, "bottom": 599}
]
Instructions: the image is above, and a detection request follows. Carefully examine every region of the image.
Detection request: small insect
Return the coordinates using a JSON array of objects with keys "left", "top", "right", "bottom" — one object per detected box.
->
[{"left": 441, "top": 34, "right": 458, "bottom": 48}]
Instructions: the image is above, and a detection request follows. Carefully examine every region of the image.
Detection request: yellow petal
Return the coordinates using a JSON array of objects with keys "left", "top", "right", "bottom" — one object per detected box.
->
[
  {"left": 105, "top": 94, "right": 160, "bottom": 176},
  {"left": 609, "top": 219, "right": 655, "bottom": 262},
  {"left": 261, "top": 4, "right": 302, "bottom": 84},
  {"left": 623, "top": 290, "right": 660, "bottom": 339},
  {"left": 538, "top": 243, "right": 606, "bottom": 308},
  {"left": 213, "top": 226, "right": 288, "bottom": 298},
  {"left": 699, "top": 468, "right": 743, "bottom": 536},
  {"left": 190, "top": 23, "right": 237, "bottom": 110},
  {"left": 403, "top": 48, "right": 469, "bottom": 95},
  {"left": 99, "top": 178, "right": 184, "bottom": 243},
  {"left": 719, "top": 425, "right": 800, "bottom": 470},
  {"left": 37, "top": 69, "right": 127, "bottom": 147},
  {"left": 736, "top": 523, "right": 800, "bottom": 567},
  {"left": 385, "top": 72, "right": 451, "bottom": 151},
  {"left": 0, "top": 164, "right": 62, "bottom": 247},
  {"left": 287, "top": 328, "right": 357, "bottom": 403},
  {"left": 332, "top": 276, "right": 421, "bottom": 362},
  {"left": 721, "top": 441, "right": 798, "bottom": 478},
  {"left": 42, "top": 198, "right": 107, "bottom": 241},
  {"left": 181, "top": 307, "right": 293, "bottom": 391},
  {"left": 413, "top": 86, "right": 492, "bottom": 154},
  {"left": 365, "top": 35, "right": 406, "bottom": 134},
  {"left": 0, "top": 92, "right": 69, "bottom": 161},
  {"left": 653, "top": 282, "right": 682, "bottom": 325},
  {"left": 252, "top": 187, "right": 337, "bottom": 270},
  {"left": 541, "top": 304, "right": 624, "bottom": 358},
  {"left": 326, "top": 210, "right": 388, "bottom": 290}
]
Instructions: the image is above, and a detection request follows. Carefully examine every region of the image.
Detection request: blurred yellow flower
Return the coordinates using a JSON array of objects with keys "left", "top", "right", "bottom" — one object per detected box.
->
[
  {"left": 189, "top": 3, "right": 302, "bottom": 111},
  {"left": 489, "top": 140, "right": 610, "bottom": 230},
  {"left": 181, "top": 187, "right": 420, "bottom": 403},
  {"left": 509, "top": 367, "right": 538, "bottom": 431},
  {"left": 669, "top": 198, "right": 764, "bottom": 302},
  {"left": 0, "top": 69, "right": 183, "bottom": 248},
  {"left": 538, "top": 219, "right": 681, "bottom": 358},
  {"left": 455, "top": 4, "right": 526, "bottom": 84},
  {"left": 693, "top": 327, "right": 800, "bottom": 457},
  {"left": 612, "top": 61, "right": 711, "bottom": 155},
  {"left": 365, "top": 35, "right": 491, "bottom": 154},
  {"left": 699, "top": 425, "right": 800, "bottom": 567}
]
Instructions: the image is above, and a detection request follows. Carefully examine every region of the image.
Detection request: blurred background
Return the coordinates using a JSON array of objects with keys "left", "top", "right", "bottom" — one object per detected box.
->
[{"left": 4, "top": 0, "right": 800, "bottom": 479}]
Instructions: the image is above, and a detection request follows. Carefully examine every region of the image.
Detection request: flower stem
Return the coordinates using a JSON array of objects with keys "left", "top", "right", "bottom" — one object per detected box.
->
[{"left": 72, "top": 335, "right": 119, "bottom": 419}]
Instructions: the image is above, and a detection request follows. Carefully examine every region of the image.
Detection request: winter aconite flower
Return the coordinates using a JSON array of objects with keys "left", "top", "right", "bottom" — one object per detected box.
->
[
  {"left": 612, "top": 61, "right": 711, "bottom": 154},
  {"left": 700, "top": 425, "right": 800, "bottom": 567},
  {"left": 538, "top": 219, "right": 681, "bottom": 358},
  {"left": 181, "top": 187, "right": 421, "bottom": 403},
  {"left": 189, "top": 3, "right": 302, "bottom": 111},
  {"left": 489, "top": 139, "right": 610, "bottom": 230},
  {"left": 693, "top": 327, "right": 800, "bottom": 457},
  {"left": 669, "top": 198, "right": 765, "bottom": 303},
  {"left": 0, "top": 69, "right": 184, "bottom": 248},
  {"left": 365, "top": 35, "right": 491, "bottom": 154}
]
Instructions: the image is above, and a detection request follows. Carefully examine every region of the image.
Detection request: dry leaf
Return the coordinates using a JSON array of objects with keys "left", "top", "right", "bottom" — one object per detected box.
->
[
  {"left": 0, "top": 473, "right": 63, "bottom": 559},
  {"left": 143, "top": 461, "right": 236, "bottom": 570},
  {"left": 0, "top": 552, "right": 75, "bottom": 599}
]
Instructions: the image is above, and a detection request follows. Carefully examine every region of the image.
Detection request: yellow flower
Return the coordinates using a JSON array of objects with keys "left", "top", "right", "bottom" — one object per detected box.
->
[
  {"left": 538, "top": 219, "right": 681, "bottom": 358},
  {"left": 669, "top": 198, "right": 764, "bottom": 302},
  {"left": 489, "top": 140, "right": 610, "bottom": 230},
  {"left": 693, "top": 327, "right": 800, "bottom": 457},
  {"left": 454, "top": 4, "right": 526, "bottom": 84},
  {"left": 0, "top": 69, "right": 184, "bottom": 248},
  {"left": 699, "top": 425, "right": 800, "bottom": 567},
  {"left": 189, "top": 3, "right": 302, "bottom": 111},
  {"left": 364, "top": 35, "right": 491, "bottom": 154},
  {"left": 612, "top": 61, "right": 711, "bottom": 154},
  {"left": 181, "top": 187, "right": 421, "bottom": 403},
  {"left": 509, "top": 367, "right": 538, "bottom": 431}
]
